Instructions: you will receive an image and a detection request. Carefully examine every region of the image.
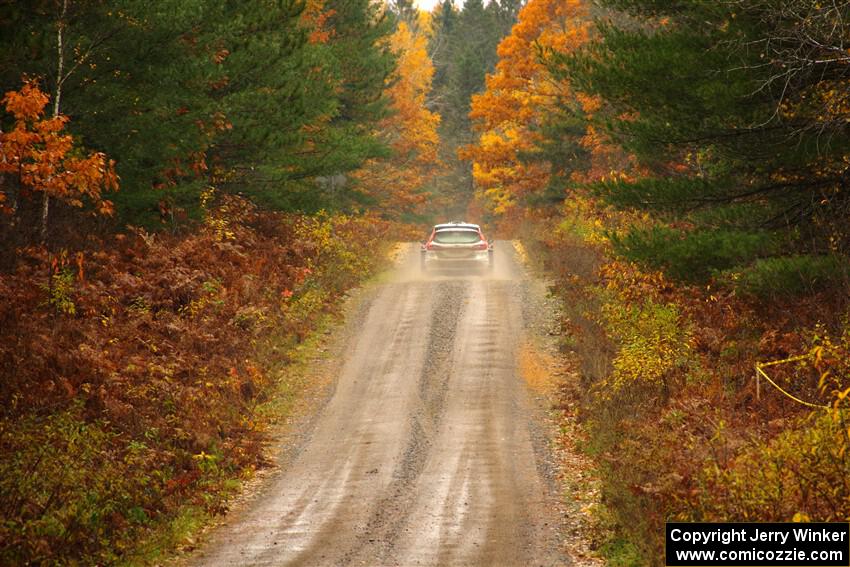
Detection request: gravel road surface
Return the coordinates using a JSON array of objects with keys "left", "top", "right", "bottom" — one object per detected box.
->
[{"left": 190, "top": 243, "right": 568, "bottom": 567}]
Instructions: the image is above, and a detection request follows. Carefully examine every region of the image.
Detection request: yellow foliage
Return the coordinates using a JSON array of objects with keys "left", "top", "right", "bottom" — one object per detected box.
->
[
  {"left": 695, "top": 412, "right": 850, "bottom": 522},
  {"left": 200, "top": 187, "right": 235, "bottom": 241},
  {"left": 293, "top": 211, "right": 389, "bottom": 293},
  {"left": 462, "top": 0, "right": 591, "bottom": 218},
  {"left": 556, "top": 191, "right": 652, "bottom": 247},
  {"left": 601, "top": 297, "right": 693, "bottom": 393},
  {"left": 416, "top": 10, "right": 433, "bottom": 37},
  {"left": 352, "top": 21, "right": 442, "bottom": 216},
  {"left": 809, "top": 323, "right": 850, "bottom": 413}
]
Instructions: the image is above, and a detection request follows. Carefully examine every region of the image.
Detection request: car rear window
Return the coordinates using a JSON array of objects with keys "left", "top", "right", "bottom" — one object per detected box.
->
[{"left": 433, "top": 230, "right": 481, "bottom": 244}]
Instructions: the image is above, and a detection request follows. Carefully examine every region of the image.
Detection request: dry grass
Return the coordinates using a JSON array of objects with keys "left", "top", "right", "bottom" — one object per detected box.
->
[{"left": 518, "top": 338, "right": 559, "bottom": 398}]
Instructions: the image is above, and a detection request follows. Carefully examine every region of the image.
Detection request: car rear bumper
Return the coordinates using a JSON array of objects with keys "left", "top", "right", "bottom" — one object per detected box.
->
[{"left": 421, "top": 250, "right": 492, "bottom": 271}]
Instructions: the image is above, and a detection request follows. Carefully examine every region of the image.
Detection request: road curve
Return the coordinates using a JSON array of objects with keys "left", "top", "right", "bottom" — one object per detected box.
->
[{"left": 190, "top": 243, "right": 567, "bottom": 567}]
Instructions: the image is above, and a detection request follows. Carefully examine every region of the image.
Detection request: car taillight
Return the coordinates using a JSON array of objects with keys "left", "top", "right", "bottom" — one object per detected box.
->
[{"left": 475, "top": 241, "right": 489, "bottom": 250}]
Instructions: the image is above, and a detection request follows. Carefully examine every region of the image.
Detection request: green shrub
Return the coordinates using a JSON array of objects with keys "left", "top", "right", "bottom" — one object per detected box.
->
[
  {"left": 610, "top": 226, "right": 775, "bottom": 283},
  {"left": 723, "top": 254, "right": 848, "bottom": 300},
  {"left": 692, "top": 412, "right": 850, "bottom": 522},
  {"left": 600, "top": 536, "right": 645, "bottom": 567},
  {"left": 0, "top": 406, "right": 146, "bottom": 565},
  {"left": 40, "top": 268, "right": 77, "bottom": 316},
  {"left": 601, "top": 297, "right": 693, "bottom": 397}
]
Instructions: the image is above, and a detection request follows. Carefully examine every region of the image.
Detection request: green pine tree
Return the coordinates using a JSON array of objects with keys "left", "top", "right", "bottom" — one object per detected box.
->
[{"left": 545, "top": 0, "right": 850, "bottom": 287}]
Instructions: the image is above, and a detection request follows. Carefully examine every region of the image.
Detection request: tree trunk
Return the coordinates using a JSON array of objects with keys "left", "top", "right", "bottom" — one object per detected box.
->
[
  {"left": 40, "top": 192, "right": 50, "bottom": 242},
  {"left": 0, "top": 125, "right": 8, "bottom": 215},
  {"left": 42, "top": 0, "right": 69, "bottom": 243}
]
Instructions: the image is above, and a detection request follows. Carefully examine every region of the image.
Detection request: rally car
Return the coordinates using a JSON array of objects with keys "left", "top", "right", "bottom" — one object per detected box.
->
[{"left": 420, "top": 222, "right": 494, "bottom": 273}]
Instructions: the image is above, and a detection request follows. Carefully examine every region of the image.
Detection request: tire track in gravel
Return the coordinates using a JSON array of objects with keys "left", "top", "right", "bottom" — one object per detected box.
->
[{"left": 189, "top": 243, "right": 569, "bottom": 567}]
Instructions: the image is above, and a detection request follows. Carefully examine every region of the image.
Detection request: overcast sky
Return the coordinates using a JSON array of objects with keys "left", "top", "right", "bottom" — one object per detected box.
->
[{"left": 414, "top": 0, "right": 462, "bottom": 11}]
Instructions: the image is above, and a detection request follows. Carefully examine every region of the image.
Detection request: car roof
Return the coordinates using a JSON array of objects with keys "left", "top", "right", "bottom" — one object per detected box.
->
[{"left": 434, "top": 221, "right": 480, "bottom": 230}]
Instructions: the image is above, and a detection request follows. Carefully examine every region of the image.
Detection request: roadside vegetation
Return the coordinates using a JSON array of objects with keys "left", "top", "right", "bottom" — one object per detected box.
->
[
  {"left": 0, "top": 0, "right": 528, "bottom": 562},
  {"left": 0, "top": 0, "right": 473, "bottom": 563},
  {"left": 9, "top": 0, "right": 850, "bottom": 564},
  {"left": 0, "top": 198, "right": 393, "bottom": 564},
  {"left": 463, "top": 0, "right": 850, "bottom": 564}
]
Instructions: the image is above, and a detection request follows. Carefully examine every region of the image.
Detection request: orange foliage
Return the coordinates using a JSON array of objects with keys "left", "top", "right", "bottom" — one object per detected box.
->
[
  {"left": 302, "top": 0, "right": 335, "bottom": 44},
  {"left": 353, "top": 21, "right": 441, "bottom": 215},
  {"left": 0, "top": 79, "right": 118, "bottom": 215},
  {"left": 461, "top": 0, "right": 590, "bottom": 216},
  {"left": 0, "top": 196, "right": 393, "bottom": 563},
  {"left": 571, "top": 97, "right": 639, "bottom": 186}
]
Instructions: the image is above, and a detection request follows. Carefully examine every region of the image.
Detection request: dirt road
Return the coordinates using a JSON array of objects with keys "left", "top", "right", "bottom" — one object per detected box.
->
[{"left": 190, "top": 243, "right": 569, "bottom": 567}]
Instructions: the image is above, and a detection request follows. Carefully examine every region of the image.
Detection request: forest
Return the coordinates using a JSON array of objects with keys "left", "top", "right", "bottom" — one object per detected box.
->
[
  {"left": 2, "top": 0, "right": 850, "bottom": 565},
  {"left": 463, "top": 0, "right": 850, "bottom": 563}
]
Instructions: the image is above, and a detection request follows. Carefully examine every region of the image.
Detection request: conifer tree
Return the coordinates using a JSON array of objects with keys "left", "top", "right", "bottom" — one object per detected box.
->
[
  {"left": 426, "top": 0, "right": 520, "bottom": 218},
  {"left": 0, "top": 0, "right": 397, "bottom": 224},
  {"left": 547, "top": 0, "right": 850, "bottom": 280}
]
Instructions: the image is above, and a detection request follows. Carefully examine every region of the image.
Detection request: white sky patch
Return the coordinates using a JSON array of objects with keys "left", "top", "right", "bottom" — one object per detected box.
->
[{"left": 414, "top": 0, "right": 464, "bottom": 11}]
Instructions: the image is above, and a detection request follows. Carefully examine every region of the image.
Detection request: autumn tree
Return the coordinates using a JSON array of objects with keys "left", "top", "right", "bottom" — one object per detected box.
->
[
  {"left": 0, "top": 0, "right": 397, "bottom": 225},
  {"left": 0, "top": 0, "right": 217, "bottom": 228},
  {"left": 353, "top": 20, "right": 441, "bottom": 217},
  {"left": 460, "top": 0, "right": 591, "bottom": 218},
  {"left": 426, "top": 0, "right": 520, "bottom": 218},
  {"left": 0, "top": 80, "right": 118, "bottom": 231},
  {"left": 433, "top": 0, "right": 520, "bottom": 133}
]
